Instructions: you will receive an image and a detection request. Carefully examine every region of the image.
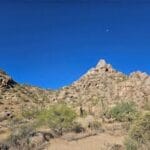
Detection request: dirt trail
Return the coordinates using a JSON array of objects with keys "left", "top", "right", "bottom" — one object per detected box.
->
[{"left": 45, "top": 133, "right": 125, "bottom": 150}]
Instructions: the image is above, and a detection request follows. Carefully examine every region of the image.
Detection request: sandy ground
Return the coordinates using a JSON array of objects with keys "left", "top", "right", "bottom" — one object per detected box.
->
[
  {"left": 45, "top": 133, "right": 125, "bottom": 150},
  {"left": 0, "top": 127, "right": 10, "bottom": 143}
]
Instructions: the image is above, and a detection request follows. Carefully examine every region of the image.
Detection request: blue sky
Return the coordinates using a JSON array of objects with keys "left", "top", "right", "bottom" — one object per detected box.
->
[{"left": 0, "top": 0, "right": 150, "bottom": 89}]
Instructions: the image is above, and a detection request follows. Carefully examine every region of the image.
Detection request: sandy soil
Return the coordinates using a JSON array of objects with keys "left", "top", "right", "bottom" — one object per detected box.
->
[
  {"left": 45, "top": 133, "right": 125, "bottom": 150},
  {"left": 0, "top": 128, "right": 10, "bottom": 143}
]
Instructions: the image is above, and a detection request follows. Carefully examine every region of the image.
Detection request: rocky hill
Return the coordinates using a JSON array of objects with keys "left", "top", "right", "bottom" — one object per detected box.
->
[
  {"left": 55, "top": 59, "right": 150, "bottom": 114},
  {"left": 0, "top": 70, "right": 55, "bottom": 119},
  {"left": 0, "top": 59, "right": 150, "bottom": 116}
]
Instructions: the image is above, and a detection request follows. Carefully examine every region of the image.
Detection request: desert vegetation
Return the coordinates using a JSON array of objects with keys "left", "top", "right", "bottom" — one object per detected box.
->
[
  {"left": 124, "top": 112, "right": 150, "bottom": 150},
  {"left": 1, "top": 103, "right": 78, "bottom": 149},
  {"left": 36, "top": 103, "right": 77, "bottom": 134},
  {"left": 105, "top": 101, "right": 137, "bottom": 122}
]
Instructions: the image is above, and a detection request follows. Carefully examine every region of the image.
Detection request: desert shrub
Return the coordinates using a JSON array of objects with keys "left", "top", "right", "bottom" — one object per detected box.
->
[
  {"left": 121, "top": 122, "right": 131, "bottom": 131},
  {"left": 106, "top": 101, "right": 137, "bottom": 122},
  {"left": 89, "top": 120, "right": 102, "bottom": 131},
  {"left": 6, "top": 123, "right": 35, "bottom": 149},
  {"left": 143, "top": 100, "right": 150, "bottom": 111},
  {"left": 21, "top": 106, "right": 41, "bottom": 119},
  {"left": 124, "top": 112, "right": 150, "bottom": 150},
  {"left": 37, "top": 103, "right": 76, "bottom": 134},
  {"left": 129, "top": 112, "right": 150, "bottom": 145},
  {"left": 124, "top": 137, "right": 138, "bottom": 150}
]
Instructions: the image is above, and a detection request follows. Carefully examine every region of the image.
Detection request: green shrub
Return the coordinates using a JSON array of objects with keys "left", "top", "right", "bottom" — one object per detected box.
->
[
  {"left": 37, "top": 103, "right": 76, "bottom": 134},
  {"left": 21, "top": 106, "right": 41, "bottom": 119},
  {"left": 125, "top": 112, "right": 150, "bottom": 150},
  {"left": 124, "top": 137, "right": 138, "bottom": 150},
  {"left": 106, "top": 101, "right": 137, "bottom": 122},
  {"left": 129, "top": 112, "right": 150, "bottom": 144}
]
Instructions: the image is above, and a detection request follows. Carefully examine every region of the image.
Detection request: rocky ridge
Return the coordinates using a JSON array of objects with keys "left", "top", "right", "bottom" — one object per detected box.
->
[
  {"left": 0, "top": 59, "right": 150, "bottom": 116},
  {"left": 55, "top": 59, "right": 150, "bottom": 114}
]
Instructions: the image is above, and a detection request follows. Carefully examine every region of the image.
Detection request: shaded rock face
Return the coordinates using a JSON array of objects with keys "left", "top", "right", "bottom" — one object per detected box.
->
[{"left": 0, "top": 70, "right": 16, "bottom": 89}]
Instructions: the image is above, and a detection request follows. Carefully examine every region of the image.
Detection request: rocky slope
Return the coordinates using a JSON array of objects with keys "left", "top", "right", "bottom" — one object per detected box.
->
[
  {"left": 55, "top": 59, "right": 150, "bottom": 115},
  {"left": 0, "top": 70, "right": 55, "bottom": 122},
  {"left": 0, "top": 59, "right": 150, "bottom": 116}
]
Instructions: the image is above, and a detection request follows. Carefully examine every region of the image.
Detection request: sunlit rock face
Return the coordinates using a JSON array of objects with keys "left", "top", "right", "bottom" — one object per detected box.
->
[
  {"left": 55, "top": 59, "right": 150, "bottom": 112},
  {"left": 96, "top": 59, "right": 112, "bottom": 70}
]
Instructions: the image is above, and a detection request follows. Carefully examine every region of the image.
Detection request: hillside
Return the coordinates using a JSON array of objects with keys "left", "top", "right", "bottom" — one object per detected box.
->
[
  {"left": 0, "top": 59, "right": 149, "bottom": 150},
  {"left": 55, "top": 59, "right": 150, "bottom": 113}
]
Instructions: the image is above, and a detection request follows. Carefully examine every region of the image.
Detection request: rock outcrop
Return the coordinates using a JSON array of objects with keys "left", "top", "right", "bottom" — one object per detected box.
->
[{"left": 0, "top": 70, "right": 16, "bottom": 89}]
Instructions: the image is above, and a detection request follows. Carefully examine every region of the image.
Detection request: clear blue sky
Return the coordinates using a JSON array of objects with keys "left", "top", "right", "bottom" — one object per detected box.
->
[{"left": 0, "top": 0, "right": 150, "bottom": 89}]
